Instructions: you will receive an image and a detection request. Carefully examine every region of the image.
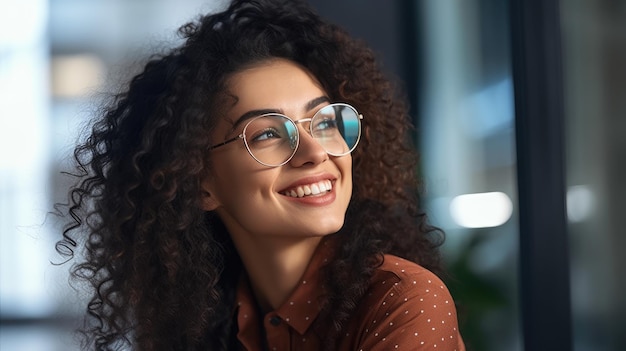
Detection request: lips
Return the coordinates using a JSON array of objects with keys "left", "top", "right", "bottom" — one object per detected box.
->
[{"left": 281, "top": 179, "right": 333, "bottom": 198}]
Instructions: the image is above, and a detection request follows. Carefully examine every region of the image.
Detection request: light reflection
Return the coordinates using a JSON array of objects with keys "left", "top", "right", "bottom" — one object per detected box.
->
[
  {"left": 567, "top": 185, "right": 594, "bottom": 223},
  {"left": 449, "top": 192, "right": 513, "bottom": 228},
  {"left": 51, "top": 54, "right": 105, "bottom": 98},
  {"left": 0, "top": 0, "right": 55, "bottom": 319}
]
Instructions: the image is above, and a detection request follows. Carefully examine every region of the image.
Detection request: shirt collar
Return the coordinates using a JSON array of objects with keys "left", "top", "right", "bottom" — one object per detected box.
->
[{"left": 234, "top": 235, "right": 337, "bottom": 336}]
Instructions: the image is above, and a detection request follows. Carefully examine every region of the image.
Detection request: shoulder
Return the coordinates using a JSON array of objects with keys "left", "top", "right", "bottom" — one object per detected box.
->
[
  {"left": 368, "top": 254, "right": 455, "bottom": 320},
  {"left": 362, "top": 255, "right": 455, "bottom": 314},
  {"left": 371, "top": 254, "right": 447, "bottom": 295},
  {"left": 348, "top": 254, "right": 465, "bottom": 350}
]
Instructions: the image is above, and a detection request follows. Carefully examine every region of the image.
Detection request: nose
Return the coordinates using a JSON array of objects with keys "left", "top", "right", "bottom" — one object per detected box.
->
[{"left": 288, "top": 124, "right": 328, "bottom": 167}]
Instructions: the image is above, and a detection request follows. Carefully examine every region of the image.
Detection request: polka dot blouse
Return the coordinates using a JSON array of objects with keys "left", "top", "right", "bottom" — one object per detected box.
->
[{"left": 234, "top": 240, "right": 466, "bottom": 350}]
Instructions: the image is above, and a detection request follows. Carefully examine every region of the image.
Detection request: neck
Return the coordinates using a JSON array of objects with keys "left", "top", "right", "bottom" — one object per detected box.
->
[{"left": 231, "top": 234, "right": 323, "bottom": 313}]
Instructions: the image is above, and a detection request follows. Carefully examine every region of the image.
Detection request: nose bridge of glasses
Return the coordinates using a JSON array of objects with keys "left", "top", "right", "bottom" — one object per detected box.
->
[
  {"left": 292, "top": 117, "right": 332, "bottom": 155},
  {"left": 293, "top": 117, "right": 313, "bottom": 129}
]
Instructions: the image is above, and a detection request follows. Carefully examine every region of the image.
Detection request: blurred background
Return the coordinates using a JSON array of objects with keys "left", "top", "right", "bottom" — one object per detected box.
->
[{"left": 0, "top": 0, "right": 624, "bottom": 350}]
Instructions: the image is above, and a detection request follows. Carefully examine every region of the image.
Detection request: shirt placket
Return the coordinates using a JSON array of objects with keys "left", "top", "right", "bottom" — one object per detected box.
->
[{"left": 264, "top": 313, "right": 290, "bottom": 351}]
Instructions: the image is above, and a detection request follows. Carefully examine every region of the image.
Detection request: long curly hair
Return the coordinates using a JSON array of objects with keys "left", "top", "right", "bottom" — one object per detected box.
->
[{"left": 56, "top": 0, "right": 444, "bottom": 349}]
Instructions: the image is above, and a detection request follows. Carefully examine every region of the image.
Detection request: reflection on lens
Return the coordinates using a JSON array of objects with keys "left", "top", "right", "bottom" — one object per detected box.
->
[
  {"left": 285, "top": 120, "right": 298, "bottom": 150},
  {"left": 313, "top": 104, "right": 361, "bottom": 156}
]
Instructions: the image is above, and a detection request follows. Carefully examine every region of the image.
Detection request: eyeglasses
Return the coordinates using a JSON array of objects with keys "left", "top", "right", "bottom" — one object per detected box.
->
[{"left": 208, "top": 103, "right": 363, "bottom": 167}]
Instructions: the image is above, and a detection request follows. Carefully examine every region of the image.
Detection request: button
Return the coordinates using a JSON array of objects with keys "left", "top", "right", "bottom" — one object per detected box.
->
[{"left": 269, "top": 316, "right": 282, "bottom": 326}]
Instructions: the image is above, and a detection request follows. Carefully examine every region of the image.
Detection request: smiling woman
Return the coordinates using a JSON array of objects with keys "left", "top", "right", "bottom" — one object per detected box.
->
[{"left": 55, "top": 0, "right": 465, "bottom": 350}]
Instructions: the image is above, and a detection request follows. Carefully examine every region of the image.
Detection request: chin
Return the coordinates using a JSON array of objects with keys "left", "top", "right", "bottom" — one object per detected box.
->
[{"left": 311, "top": 219, "right": 345, "bottom": 236}]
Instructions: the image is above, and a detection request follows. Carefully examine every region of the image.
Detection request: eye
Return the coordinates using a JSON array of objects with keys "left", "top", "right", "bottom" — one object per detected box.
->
[
  {"left": 250, "top": 128, "right": 283, "bottom": 142},
  {"left": 313, "top": 117, "right": 338, "bottom": 131}
]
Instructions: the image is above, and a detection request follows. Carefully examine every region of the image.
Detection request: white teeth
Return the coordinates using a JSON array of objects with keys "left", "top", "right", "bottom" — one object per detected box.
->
[
  {"left": 311, "top": 184, "right": 320, "bottom": 195},
  {"left": 283, "top": 180, "right": 333, "bottom": 198}
]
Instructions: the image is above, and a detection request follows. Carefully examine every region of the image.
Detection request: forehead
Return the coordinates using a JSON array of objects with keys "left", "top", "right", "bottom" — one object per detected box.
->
[{"left": 225, "top": 59, "right": 327, "bottom": 117}]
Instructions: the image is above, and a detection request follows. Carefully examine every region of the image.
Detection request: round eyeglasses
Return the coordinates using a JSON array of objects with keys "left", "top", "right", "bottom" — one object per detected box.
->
[{"left": 208, "top": 103, "right": 363, "bottom": 167}]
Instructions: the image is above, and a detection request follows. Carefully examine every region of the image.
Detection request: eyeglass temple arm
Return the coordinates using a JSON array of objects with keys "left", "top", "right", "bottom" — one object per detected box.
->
[{"left": 207, "top": 134, "right": 243, "bottom": 150}]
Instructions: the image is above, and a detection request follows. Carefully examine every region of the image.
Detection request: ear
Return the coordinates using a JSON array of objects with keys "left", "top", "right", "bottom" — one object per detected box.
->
[{"left": 200, "top": 178, "right": 221, "bottom": 211}]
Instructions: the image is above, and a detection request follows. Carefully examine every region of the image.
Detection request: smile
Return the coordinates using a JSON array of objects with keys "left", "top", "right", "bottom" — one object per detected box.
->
[{"left": 281, "top": 179, "right": 333, "bottom": 198}]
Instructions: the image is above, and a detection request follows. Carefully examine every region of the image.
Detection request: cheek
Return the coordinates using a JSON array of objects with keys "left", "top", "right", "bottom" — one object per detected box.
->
[
  {"left": 211, "top": 158, "right": 279, "bottom": 206},
  {"left": 337, "top": 156, "right": 353, "bottom": 184},
  {"left": 332, "top": 156, "right": 353, "bottom": 208}
]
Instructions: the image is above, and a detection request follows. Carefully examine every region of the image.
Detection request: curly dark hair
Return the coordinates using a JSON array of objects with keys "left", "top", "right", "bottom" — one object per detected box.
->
[{"left": 56, "top": 0, "right": 444, "bottom": 349}]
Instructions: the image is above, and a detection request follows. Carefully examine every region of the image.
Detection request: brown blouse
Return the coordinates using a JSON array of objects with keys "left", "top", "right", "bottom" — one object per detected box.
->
[{"left": 234, "top": 239, "right": 466, "bottom": 350}]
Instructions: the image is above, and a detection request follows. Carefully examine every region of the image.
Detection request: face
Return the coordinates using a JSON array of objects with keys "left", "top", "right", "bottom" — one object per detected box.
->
[{"left": 202, "top": 59, "right": 353, "bottom": 241}]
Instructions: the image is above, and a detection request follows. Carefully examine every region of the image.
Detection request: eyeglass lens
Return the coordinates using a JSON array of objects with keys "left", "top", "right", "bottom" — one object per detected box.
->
[{"left": 242, "top": 103, "right": 361, "bottom": 166}]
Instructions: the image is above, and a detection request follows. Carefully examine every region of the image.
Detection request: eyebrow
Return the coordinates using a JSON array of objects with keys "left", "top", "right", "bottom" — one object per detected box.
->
[{"left": 231, "top": 96, "right": 330, "bottom": 129}]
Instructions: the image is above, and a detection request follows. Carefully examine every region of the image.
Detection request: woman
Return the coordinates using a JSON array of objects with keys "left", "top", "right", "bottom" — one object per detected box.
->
[{"left": 57, "top": 0, "right": 465, "bottom": 350}]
